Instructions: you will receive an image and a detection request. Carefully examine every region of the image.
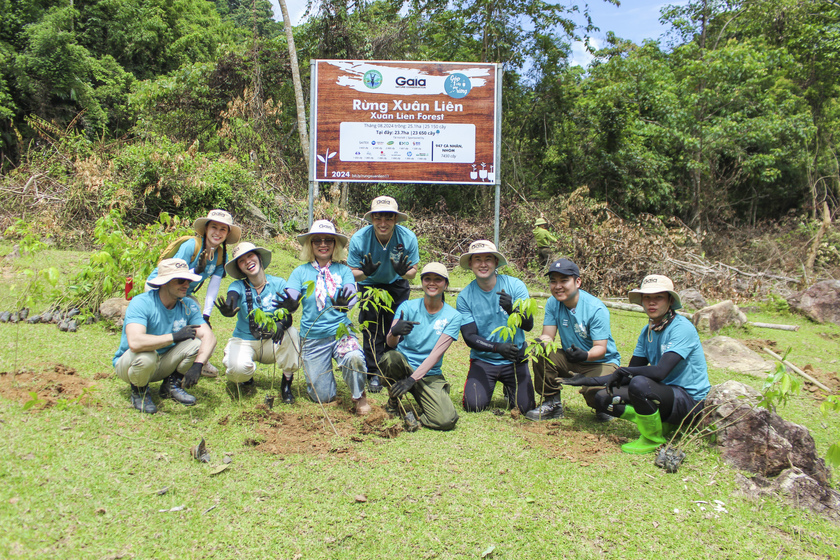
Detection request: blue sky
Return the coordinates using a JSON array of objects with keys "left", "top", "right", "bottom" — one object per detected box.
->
[{"left": 269, "top": 0, "right": 684, "bottom": 67}]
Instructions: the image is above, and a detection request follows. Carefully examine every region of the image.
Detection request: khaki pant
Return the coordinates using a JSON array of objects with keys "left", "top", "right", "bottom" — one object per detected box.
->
[
  {"left": 222, "top": 327, "right": 301, "bottom": 383},
  {"left": 114, "top": 339, "right": 202, "bottom": 387},
  {"left": 532, "top": 350, "right": 617, "bottom": 407}
]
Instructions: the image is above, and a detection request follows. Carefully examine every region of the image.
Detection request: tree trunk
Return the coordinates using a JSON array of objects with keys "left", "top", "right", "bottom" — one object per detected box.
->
[{"left": 277, "top": 0, "right": 310, "bottom": 170}]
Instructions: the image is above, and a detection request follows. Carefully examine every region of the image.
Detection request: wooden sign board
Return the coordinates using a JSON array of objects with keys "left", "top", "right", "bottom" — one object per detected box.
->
[{"left": 310, "top": 60, "right": 501, "bottom": 185}]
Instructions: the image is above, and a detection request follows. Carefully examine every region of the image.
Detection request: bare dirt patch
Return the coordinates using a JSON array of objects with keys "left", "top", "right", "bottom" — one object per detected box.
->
[
  {"left": 520, "top": 421, "right": 627, "bottom": 464},
  {"left": 0, "top": 364, "right": 100, "bottom": 408}
]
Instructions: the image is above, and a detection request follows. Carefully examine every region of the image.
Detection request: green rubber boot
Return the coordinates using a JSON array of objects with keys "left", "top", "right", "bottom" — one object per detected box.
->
[
  {"left": 621, "top": 410, "right": 666, "bottom": 454},
  {"left": 619, "top": 404, "right": 637, "bottom": 423}
]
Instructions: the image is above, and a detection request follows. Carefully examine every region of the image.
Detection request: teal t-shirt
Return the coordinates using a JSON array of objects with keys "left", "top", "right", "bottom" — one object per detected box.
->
[
  {"left": 544, "top": 289, "right": 620, "bottom": 365},
  {"left": 147, "top": 238, "right": 226, "bottom": 296},
  {"left": 228, "top": 275, "right": 288, "bottom": 341},
  {"left": 455, "top": 274, "right": 529, "bottom": 365},
  {"left": 113, "top": 290, "right": 204, "bottom": 366},
  {"left": 394, "top": 298, "right": 462, "bottom": 376},
  {"left": 347, "top": 224, "right": 419, "bottom": 285},
  {"left": 287, "top": 262, "right": 355, "bottom": 339}
]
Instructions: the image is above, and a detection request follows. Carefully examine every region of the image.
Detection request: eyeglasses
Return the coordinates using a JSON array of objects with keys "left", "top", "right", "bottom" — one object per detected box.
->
[
  {"left": 174, "top": 278, "right": 191, "bottom": 285},
  {"left": 311, "top": 237, "right": 336, "bottom": 246}
]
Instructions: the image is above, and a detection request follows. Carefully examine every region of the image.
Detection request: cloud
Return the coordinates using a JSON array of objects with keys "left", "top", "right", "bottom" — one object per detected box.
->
[{"left": 569, "top": 37, "right": 601, "bottom": 69}]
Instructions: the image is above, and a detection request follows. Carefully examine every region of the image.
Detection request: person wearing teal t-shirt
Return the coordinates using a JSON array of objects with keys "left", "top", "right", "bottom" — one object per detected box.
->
[
  {"left": 379, "top": 263, "right": 463, "bottom": 431},
  {"left": 562, "top": 275, "right": 710, "bottom": 454}
]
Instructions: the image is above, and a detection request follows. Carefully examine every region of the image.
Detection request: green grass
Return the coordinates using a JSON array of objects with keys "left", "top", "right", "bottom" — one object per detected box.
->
[{"left": 0, "top": 243, "right": 839, "bottom": 559}]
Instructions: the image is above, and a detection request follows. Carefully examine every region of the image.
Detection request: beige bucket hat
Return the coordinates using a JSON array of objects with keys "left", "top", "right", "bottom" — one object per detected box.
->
[
  {"left": 296, "top": 220, "right": 349, "bottom": 247},
  {"left": 224, "top": 242, "right": 272, "bottom": 280},
  {"left": 147, "top": 258, "right": 202, "bottom": 287},
  {"left": 193, "top": 209, "right": 242, "bottom": 245},
  {"left": 363, "top": 196, "right": 409, "bottom": 223},
  {"left": 628, "top": 274, "right": 683, "bottom": 310},
  {"left": 420, "top": 262, "right": 449, "bottom": 280},
  {"left": 459, "top": 240, "right": 508, "bottom": 270},
  {"left": 535, "top": 218, "right": 548, "bottom": 226}
]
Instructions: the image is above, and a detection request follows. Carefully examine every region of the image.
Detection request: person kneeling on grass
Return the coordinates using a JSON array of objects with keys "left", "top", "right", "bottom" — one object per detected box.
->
[
  {"left": 113, "top": 258, "right": 216, "bottom": 414},
  {"left": 527, "top": 258, "right": 621, "bottom": 423},
  {"left": 214, "top": 242, "right": 302, "bottom": 401},
  {"left": 561, "top": 275, "right": 710, "bottom": 454},
  {"left": 379, "top": 263, "right": 462, "bottom": 431}
]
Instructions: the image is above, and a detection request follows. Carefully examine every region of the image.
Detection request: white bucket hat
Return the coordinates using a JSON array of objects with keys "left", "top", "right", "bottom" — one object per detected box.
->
[
  {"left": 224, "top": 242, "right": 272, "bottom": 280},
  {"left": 420, "top": 262, "right": 449, "bottom": 280},
  {"left": 297, "top": 220, "right": 349, "bottom": 247},
  {"left": 147, "top": 258, "right": 202, "bottom": 287},
  {"left": 628, "top": 274, "right": 683, "bottom": 310},
  {"left": 363, "top": 196, "right": 409, "bottom": 223},
  {"left": 193, "top": 209, "right": 242, "bottom": 245},
  {"left": 459, "top": 240, "right": 508, "bottom": 270}
]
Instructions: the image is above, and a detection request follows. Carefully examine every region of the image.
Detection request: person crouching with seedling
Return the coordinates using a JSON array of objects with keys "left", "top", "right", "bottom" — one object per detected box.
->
[
  {"left": 561, "top": 275, "right": 710, "bottom": 454},
  {"left": 457, "top": 240, "right": 536, "bottom": 414},
  {"left": 379, "top": 263, "right": 462, "bottom": 431},
  {"left": 214, "top": 242, "right": 302, "bottom": 400},
  {"left": 285, "top": 220, "right": 370, "bottom": 415},
  {"left": 113, "top": 258, "right": 216, "bottom": 414}
]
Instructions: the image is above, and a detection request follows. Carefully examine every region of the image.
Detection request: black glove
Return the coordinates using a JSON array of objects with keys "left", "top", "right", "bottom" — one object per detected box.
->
[
  {"left": 195, "top": 250, "right": 207, "bottom": 274},
  {"left": 202, "top": 314, "right": 212, "bottom": 329},
  {"left": 360, "top": 253, "right": 381, "bottom": 277},
  {"left": 183, "top": 362, "right": 202, "bottom": 388},
  {"left": 497, "top": 289, "right": 513, "bottom": 315},
  {"left": 495, "top": 342, "right": 519, "bottom": 362},
  {"left": 564, "top": 344, "right": 588, "bottom": 363},
  {"left": 173, "top": 325, "right": 199, "bottom": 343},
  {"left": 214, "top": 296, "right": 240, "bottom": 317},
  {"left": 274, "top": 289, "right": 302, "bottom": 313},
  {"left": 330, "top": 286, "right": 353, "bottom": 312},
  {"left": 391, "top": 312, "right": 419, "bottom": 337},
  {"left": 272, "top": 321, "right": 286, "bottom": 344},
  {"left": 607, "top": 367, "right": 633, "bottom": 394},
  {"left": 390, "top": 377, "right": 416, "bottom": 399},
  {"left": 560, "top": 374, "right": 602, "bottom": 387},
  {"left": 390, "top": 253, "right": 412, "bottom": 277}
]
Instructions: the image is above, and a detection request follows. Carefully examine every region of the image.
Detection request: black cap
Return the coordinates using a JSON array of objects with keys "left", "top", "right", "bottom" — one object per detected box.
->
[{"left": 546, "top": 258, "right": 580, "bottom": 277}]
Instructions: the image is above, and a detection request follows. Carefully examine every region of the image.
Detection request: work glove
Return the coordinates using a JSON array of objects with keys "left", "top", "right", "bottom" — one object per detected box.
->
[
  {"left": 330, "top": 286, "right": 353, "bottom": 312},
  {"left": 360, "top": 253, "right": 381, "bottom": 277},
  {"left": 607, "top": 367, "right": 633, "bottom": 394},
  {"left": 391, "top": 312, "right": 419, "bottom": 337},
  {"left": 183, "top": 362, "right": 203, "bottom": 389},
  {"left": 272, "top": 321, "right": 286, "bottom": 344},
  {"left": 195, "top": 250, "right": 208, "bottom": 274},
  {"left": 389, "top": 377, "right": 416, "bottom": 399},
  {"left": 560, "top": 374, "right": 602, "bottom": 387},
  {"left": 390, "top": 253, "right": 412, "bottom": 277},
  {"left": 173, "top": 325, "right": 199, "bottom": 343},
  {"left": 274, "top": 289, "right": 302, "bottom": 313},
  {"left": 495, "top": 342, "right": 519, "bottom": 362},
  {"left": 497, "top": 289, "right": 513, "bottom": 315},
  {"left": 214, "top": 296, "right": 240, "bottom": 317},
  {"left": 563, "top": 344, "right": 589, "bottom": 363},
  {"left": 202, "top": 314, "right": 212, "bottom": 329}
]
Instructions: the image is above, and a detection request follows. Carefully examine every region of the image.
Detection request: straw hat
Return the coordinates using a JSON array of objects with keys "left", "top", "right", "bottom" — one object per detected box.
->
[
  {"left": 224, "top": 242, "right": 272, "bottom": 280},
  {"left": 363, "top": 196, "right": 408, "bottom": 223},
  {"left": 193, "top": 209, "right": 242, "bottom": 245},
  {"left": 420, "top": 262, "right": 449, "bottom": 280},
  {"left": 458, "top": 240, "right": 508, "bottom": 270},
  {"left": 296, "top": 220, "right": 349, "bottom": 247},
  {"left": 628, "top": 275, "right": 682, "bottom": 310},
  {"left": 147, "top": 258, "right": 202, "bottom": 287}
]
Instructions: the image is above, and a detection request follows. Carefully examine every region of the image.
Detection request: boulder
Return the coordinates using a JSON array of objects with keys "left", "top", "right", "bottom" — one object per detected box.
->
[
  {"left": 703, "top": 381, "right": 831, "bottom": 486},
  {"left": 678, "top": 288, "right": 707, "bottom": 311},
  {"left": 703, "top": 336, "right": 772, "bottom": 378},
  {"left": 787, "top": 280, "right": 840, "bottom": 325},
  {"left": 692, "top": 300, "right": 747, "bottom": 332},
  {"left": 100, "top": 297, "right": 130, "bottom": 328},
  {"left": 736, "top": 468, "right": 840, "bottom": 523}
]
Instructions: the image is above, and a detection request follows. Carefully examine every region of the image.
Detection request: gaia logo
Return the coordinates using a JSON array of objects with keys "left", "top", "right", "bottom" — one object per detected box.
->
[{"left": 363, "top": 70, "right": 383, "bottom": 89}]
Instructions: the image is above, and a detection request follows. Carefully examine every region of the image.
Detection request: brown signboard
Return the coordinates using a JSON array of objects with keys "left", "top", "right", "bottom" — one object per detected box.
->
[{"left": 310, "top": 60, "right": 501, "bottom": 185}]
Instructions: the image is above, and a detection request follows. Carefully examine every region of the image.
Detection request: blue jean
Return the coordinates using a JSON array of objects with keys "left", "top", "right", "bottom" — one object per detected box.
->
[{"left": 301, "top": 334, "right": 366, "bottom": 402}]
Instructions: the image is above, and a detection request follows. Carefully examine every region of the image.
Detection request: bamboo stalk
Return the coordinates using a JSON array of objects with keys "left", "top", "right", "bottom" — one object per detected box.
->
[{"left": 762, "top": 348, "right": 831, "bottom": 393}]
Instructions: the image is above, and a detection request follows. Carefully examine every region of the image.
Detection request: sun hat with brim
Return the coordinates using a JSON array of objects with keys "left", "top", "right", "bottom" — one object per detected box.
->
[
  {"left": 193, "top": 209, "right": 242, "bottom": 245},
  {"left": 363, "top": 196, "right": 409, "bottom": 223},
  {"left": 459, "top": 240, "right": 508, "bottom": 270},
  {"left": 628, "top": 274, "right": 682, "bottom": 310},
  {"left": 297, "top": 220, "right": 349, "bottom": 247},
  {"left": 147, "top": 258, "right": 202, "bottom": 287},
  {"left": 420, "top": 262, "right": 449, "bottom": 280},
  {"left": 535, "top": 218, "right": 548, "bottom": 226},
  {"left": 224, "top": 242, "right": 272, "bottom": 280}
]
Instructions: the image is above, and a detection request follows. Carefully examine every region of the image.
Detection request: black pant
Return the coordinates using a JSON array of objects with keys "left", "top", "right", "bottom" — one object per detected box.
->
[
  {"left": 462, "top": 358, "right": 536, "bottom": 413},
  {"left": 358, "top": 280, "right": 411, "bottom": 374}
]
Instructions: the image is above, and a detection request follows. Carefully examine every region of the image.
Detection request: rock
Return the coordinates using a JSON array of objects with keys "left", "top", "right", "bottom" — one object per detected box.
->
[
  {"left": 692, "top": 300, "right": 747, "bottom": 332},
  {"left": 736, "top": 468, "right": 840, "bottom": 522},
  {"left": 787, "top": 280, "right": 840, "bottom": 325},
  {"left": 703, "top": 336, "right": 773, "bottom": 378},
  {"left": 678, "top": 288, "right": 707, "bottom": 310},
  {"left": 100, "top": 297, "right": 131, "bottom": 328},
  {"left": 703, "top": 381, "right": 831, "bottom": 486}
]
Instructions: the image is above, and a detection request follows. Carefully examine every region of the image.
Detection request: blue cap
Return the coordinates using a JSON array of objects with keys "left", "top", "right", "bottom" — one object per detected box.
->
[{"left": 546, "top": 258, "right": 580, "bottom": 277}]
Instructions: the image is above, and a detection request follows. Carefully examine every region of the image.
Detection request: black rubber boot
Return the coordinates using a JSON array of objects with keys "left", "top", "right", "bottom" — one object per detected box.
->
[
  {"left": 130, "top": 384, "right": 157, "bottom": 414},
  {"left": 281, "top": 375, "right": 295, "bottom": 404},
  {"left": 159, "top": 375, "right": 197, "bottom": 406}
]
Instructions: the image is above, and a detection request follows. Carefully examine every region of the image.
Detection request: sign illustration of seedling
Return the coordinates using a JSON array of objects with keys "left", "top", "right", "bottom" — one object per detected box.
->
[
  {"left": 470, "top": 164, "right": 478, "bottom": 180},
  {"left": 479, "top": 162, "right": 488, "bottom": 180},
  {"left": 318, "top": 149, "right": 337, "bottom": 177}
]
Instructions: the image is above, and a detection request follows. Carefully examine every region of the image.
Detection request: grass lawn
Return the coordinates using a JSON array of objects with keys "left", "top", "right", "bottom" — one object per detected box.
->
[{"left": 0, "top": 242, "right": 838, "bottom": 559}]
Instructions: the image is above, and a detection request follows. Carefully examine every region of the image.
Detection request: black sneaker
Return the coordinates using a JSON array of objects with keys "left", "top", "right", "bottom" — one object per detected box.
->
[
  {"left": 130, "top": 384, "right": 157, "bottom": 414},
  {"left": 595, "top": 412, "right": 616, "bottom": 422},
  {"left": 159, "top": 375, "right": 197, "bottom": 406},
  {"left": 524, "top": 395, "right": 564, "bottom": 421},
  {"left": 368, "top": 375, "right": 383, "bottom": 393}
]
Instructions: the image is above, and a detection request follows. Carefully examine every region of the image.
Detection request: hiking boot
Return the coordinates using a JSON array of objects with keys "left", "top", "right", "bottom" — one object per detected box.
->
[
  {"left": 524, "top": 394, "right": 564, "bottom": 421},
  {"left": 0, "top": 311, "right": 10, "bottom": 323},
  {"left": 354, "top": 394, "right": 372, "bottom": 416},
  {"left": 404, "top": 411, "right": 421, "bottom": 432},
  {"left": 130, "top": 384, "right": 157, "bottom": 414},
  {"left": 280, "top": 375, "right": 295, "bottom": 404},
  {"left": 595, "top": 412, "right": 616, "bottom": 422},
  {"left": 201, "top": 361, "right": 219, "bottom": 378},
  {"left": 237, "top": 377, "right": 256, "bottom": 394},
  {"left": 367, "top": 375, "right": 383, "bottom": 393},
  {"left": 384, "top": 397, "right": 400, "bottom": 418},
  {"left": 159, "top": 375, "right": 197, "bottom": 406}
]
